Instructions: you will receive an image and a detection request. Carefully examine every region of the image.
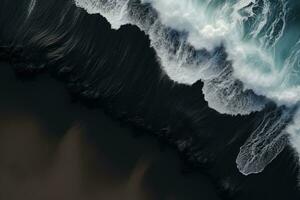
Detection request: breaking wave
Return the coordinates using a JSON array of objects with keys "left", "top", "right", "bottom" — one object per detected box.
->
[{"left": 73, "top": 0, "right": 300, "bottom": 176}]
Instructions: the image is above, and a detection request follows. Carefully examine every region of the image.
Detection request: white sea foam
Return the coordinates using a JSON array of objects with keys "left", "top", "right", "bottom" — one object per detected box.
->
[
  {"left": 142, "top": 0, "right": 299, "bottom": 107},
  {"left": 237, "top": 108, "right": 291, "bottom": 175},
  {"left": 287, "top": 110, "right": 300, "bottom": 152}
]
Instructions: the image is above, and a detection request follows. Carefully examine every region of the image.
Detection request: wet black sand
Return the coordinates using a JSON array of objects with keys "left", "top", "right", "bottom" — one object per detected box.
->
[{"left": 0, "top": 62, "right": 220, "bottom": 200}]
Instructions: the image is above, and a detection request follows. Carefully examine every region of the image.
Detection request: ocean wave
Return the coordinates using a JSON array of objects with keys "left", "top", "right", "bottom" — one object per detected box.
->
[
  {"left": 73, "top": 0, "right": 300, "bottom": 177},
  {"left": 74, "top": 0, "right": 268, "bottom": 116}
]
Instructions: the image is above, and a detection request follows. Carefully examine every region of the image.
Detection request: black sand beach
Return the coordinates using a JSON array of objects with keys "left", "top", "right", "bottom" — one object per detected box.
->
[{"left": 0, "top": 0, "right": 300, "bottom": 199}]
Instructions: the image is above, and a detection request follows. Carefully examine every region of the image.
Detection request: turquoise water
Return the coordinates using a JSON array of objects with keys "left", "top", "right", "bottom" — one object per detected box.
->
[{"left": 143, "top": 0, "right": 300, "bottom": 106}]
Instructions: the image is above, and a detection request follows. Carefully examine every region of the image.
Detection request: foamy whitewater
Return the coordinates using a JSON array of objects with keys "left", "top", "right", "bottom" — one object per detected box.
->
[{"left": 73, "top": 0, "right": 300, "bottom": 178}]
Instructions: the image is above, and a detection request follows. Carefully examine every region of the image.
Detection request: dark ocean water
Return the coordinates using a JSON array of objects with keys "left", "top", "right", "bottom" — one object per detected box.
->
[{"left": 0, "top": 0, "right": 299, "bottom": 199}]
